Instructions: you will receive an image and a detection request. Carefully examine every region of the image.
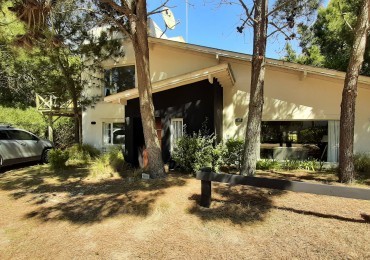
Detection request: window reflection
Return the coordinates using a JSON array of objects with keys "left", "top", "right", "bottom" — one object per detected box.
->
[{"left": 260, "top": 121, "right": 328, "bottom": 161}]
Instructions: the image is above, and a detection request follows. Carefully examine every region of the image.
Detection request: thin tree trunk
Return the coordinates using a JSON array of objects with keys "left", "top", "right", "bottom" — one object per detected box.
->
[
  {"left": 130, "top": 0, "right": 165, "bottom": 178},
  {"left": 71, "top": 97, "right": 80, "bottom": 143},
  {"left": 241, "top": 0, "right": 268, "bottom": 176},
  {"left": 56, "top": 54, "right": 80, "bottom": 144},
  {"left": 339, "top": 0, "right": 369, "bottom": 183}
]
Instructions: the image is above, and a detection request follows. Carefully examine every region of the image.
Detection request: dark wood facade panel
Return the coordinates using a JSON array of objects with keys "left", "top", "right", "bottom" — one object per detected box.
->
[{"left": 125, "top": 80, "right": 223, "bottom": 165}]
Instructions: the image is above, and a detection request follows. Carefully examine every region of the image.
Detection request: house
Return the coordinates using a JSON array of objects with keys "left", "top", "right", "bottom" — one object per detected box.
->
[{"left": 82, "top": 25, "right": 370, "bottom": 167}]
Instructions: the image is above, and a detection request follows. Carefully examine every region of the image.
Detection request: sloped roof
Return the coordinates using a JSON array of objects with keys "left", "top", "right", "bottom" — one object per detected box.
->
[{"left": 148, "top": 37, "right": 370, "bottom": 88}]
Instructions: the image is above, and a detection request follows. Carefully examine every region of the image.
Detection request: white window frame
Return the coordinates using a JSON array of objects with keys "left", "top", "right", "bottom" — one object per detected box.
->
[
  {"left": 102, "top": 121, "right": 125, "bottom": 147},
  {"left": 170, "top": 118, "right": 184, "bottom": 152}
]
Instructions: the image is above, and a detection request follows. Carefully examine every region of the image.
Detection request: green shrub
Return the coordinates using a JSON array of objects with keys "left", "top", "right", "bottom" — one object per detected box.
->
[
  {"left": 211, "top": 142, "right": 226, "bottom": 172},
  {"left": 354, "top": 153, "right": 370, "bottom": 173},
  {"left": 257, "top": 159, "right": 281, "bottom": 170},
  {"left": 282, "top": 159, "right": 302, "bottom": 171},
  {"left": 281, "top": 159, "right": 319, "bottom": 171},
  {"left": 67, "top": 143, "right": 101, "bottom": 163},
  {"left": 172, "top": 132, "right": 216, "bottom": 173},
  {"left": 90, "top": 147, "right": 125, "bottom": 178},
  {"left": 108, "top": 146, "right": 125, "bottom": 172},
  {"left": 49, "top": 149, "right": 69, "bottom": 170},
  {"left": 222, "top": 138, "right": 244, "bottom": 170},
  {"left": 0, "top": 106, "right": 47, "bottom": 137},
  {"left": 299, "top": 159, "right": 319, "bottom": 171}
]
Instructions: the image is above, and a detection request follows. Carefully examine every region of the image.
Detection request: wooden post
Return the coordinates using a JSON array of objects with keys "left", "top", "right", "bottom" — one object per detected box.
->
[
  {"left": 200, "top": 180, "right": 212, "bottom": 208},
  {"left": 48, "top": 114, "right": 53, "bottom": 142}
]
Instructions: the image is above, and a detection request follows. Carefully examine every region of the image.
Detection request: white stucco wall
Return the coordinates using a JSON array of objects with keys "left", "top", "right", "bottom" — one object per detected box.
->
[
  {"left": 222, "top": 58, "right": 370, "bottom": 154},
  {"left": 82, "top": 102, "right": 125, "bottom": 149},
  {"left": 83, "top": 38, "right": 370, "bottom": 154}
]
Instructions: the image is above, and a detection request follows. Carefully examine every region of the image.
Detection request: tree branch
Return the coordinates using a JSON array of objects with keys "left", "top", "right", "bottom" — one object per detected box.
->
[
  {"left": 147, "top": 0, "right": 170, "bottom": 16},
  {"left": 238, "top": 0, "right": 257, "bottom": 24},
  {"left": 267, "top": 22, "right": 290, "bottom": 38},
  {"left": 98, "top": 0, "right": 131, "bottom": 18}
]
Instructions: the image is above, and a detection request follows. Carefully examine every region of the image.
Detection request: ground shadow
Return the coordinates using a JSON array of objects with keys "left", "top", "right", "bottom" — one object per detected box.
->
[
  {"left": 188, "top": 178, "right": 370, "bottom": 225},
  {"left": 188, "top": 183, "right": 286, "bottom": 225},
  {"left": 274, "top": 206, "right": 370, "bottom": 224},
  {"left": 257, "top": 171, "right": 339, "bottom": 184},
  {"left": 258, "top": 170, "right": 370, "bottom": 187},
  {"left": 0, "top": 166, "right": 188, "bottom": 224}
]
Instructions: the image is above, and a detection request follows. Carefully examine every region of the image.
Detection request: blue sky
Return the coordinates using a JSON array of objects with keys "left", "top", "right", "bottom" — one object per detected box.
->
[{"left": 150, "top": 0, "right": 330, "bottom": 60}]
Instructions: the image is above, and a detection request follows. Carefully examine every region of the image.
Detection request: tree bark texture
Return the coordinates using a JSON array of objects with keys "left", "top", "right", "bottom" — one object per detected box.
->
[
  {"left": 131, "top": 0, "right": 165, "bottom": 178},
  {"left": 339, "top": 0, "right": 369, "bottom": 183},
  {"left": 241, "top": 0, "right": 268, "bottom": 176}
]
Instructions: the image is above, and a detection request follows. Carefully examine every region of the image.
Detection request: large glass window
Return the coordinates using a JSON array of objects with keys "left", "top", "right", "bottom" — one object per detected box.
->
[
  {"left": 260, "top": 121, "right": 328, "bottom": 161},
  {"left": 103, "top": 122, "right": 125, "bottom": 146},
  {"left": 104, "top": 65, "right": 135, "bottom": 96}
]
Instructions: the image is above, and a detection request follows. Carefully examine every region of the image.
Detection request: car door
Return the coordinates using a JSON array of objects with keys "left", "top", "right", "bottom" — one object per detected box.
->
[
  {"left": 8, "top": 130, "right": 42, "bottom": 161},
  {"left": 0, "top": 130, "right": 24, "bottom": 165}
]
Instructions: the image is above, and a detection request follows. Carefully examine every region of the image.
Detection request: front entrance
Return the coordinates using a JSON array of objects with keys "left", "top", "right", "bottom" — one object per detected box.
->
[{"left": 124, "top": 80, "right": 223, "bottom": 166}]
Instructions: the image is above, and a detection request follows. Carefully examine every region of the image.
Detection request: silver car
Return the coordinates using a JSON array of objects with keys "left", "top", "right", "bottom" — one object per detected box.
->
[{"left": 0, "top": 125, "right": 53, "bottom": 168}]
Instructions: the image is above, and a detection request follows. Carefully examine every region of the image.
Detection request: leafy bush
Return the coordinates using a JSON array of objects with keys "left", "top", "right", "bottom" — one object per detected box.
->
[
  {"left": 67, "top": 143, "right": 100, "bottom": 163},
  {"left": 0, "top": 106, "right": 47, "bottom": 137},
  {"left": 222, "top": 138, "right": 244, "bottom": 170},
  {"left": 256, "top": 159, "right": 281, "bottom": 170},
  {"left": 354, "top": 153, "right": 370, "bottom": 173},
  {"left": 172, "top": 132, "right": 217, "bottom": 173},
  {"left": 49, "top": 149, "right": 69, "bottom": 170},
  {"left": 211, "top": 142, "right": 226, "bottom": 172}
]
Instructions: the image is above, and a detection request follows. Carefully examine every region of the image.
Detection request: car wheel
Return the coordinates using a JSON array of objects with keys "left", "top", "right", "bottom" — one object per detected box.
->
[{"left": 41, "top": 149, "right": 50, "bottom": 164}]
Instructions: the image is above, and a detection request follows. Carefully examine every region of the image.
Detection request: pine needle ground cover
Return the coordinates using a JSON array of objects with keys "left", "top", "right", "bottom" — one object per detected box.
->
[{"left": 0, "top": 164, "right": 369, "bottom": 259}]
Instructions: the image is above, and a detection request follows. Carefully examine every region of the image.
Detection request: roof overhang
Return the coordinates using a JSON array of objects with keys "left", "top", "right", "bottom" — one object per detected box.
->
[{"left": 104, "top": 63, "right": 235, "bottom": 103}]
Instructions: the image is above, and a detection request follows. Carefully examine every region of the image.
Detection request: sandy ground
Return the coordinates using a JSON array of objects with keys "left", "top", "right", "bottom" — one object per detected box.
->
[{"left": 0, "top": 165, "right": 370, "bottom": 259}]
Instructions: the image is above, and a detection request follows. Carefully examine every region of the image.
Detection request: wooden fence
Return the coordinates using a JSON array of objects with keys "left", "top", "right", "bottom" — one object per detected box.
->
[{"left": 196, "top": 168, "right": 370, "bottom": 208}]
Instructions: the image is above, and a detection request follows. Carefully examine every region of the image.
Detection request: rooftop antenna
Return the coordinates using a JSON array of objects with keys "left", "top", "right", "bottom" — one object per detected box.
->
[
  {"left": 161, "top": 6, "right": 177, "bottom": 30},
  {"left": 186, "top": 0, "right": 188, "bottom": 42}
]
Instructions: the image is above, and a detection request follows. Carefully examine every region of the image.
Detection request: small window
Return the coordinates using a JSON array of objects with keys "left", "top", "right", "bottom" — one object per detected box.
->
[
  {"left": 171, "top": 118, "right": 183, "bottom": 151},
  {"left": 104, "top": 65, "right": 135, "bottom": 96},
  {"left": 103, "top": 122, "right": 125, "bottom": 146}
]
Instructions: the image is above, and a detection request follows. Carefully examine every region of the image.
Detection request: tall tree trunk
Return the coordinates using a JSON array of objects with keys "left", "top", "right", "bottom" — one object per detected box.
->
[
  {"left": 57, "top": 54, "right": 80, "bottom": 144},
  {"left": 241, "top": 0, "right": 268, "bottom": 176},
  {"left": 339, "top": 0, "right": 369, "bottom": 183},
  {"left": 130, "top": 0, "right": 165, "bottom": 178}
]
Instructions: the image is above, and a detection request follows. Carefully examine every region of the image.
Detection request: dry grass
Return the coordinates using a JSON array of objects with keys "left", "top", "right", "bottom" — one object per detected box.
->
[{"left": 0, "top": 163, "right": 370, "bottom": 259}]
